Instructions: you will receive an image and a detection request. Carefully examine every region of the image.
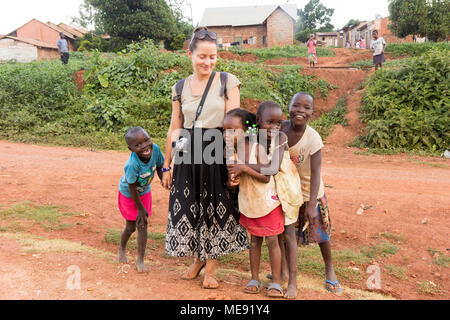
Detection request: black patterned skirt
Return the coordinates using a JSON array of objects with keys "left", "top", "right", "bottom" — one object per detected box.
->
[{"left": 165, "top": 128, "right": 249, "bottom": 261}]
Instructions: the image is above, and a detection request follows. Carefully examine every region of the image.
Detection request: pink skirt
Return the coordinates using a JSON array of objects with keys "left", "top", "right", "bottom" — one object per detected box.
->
[
  {"left": 118, "top": 190, "right": 152, "bottom": 221},
  {"left": 240, "top": 205, "right": 284, "bottom": 237}
]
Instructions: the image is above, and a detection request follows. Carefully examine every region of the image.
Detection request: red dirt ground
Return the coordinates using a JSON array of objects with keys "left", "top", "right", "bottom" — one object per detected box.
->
[{"left": 0, "top": 48, "right": 448, "bottom": 300}]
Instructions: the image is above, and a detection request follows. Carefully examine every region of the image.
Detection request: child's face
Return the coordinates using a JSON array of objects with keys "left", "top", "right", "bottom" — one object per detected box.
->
[
  {"left": 289, "top": 95, "right": 314, "bottom": 127},
  {"left": 372, "top": 32, "right": 378, "bottom": 40},
  {"left": 223, "top": 115, "right": 246, "bottom": 147},
  {"left": 127, "top": 131, "right": 153, "bottom": 162},
  {"left": 258, "top": 107, "right": 283, "bottom": 139}
]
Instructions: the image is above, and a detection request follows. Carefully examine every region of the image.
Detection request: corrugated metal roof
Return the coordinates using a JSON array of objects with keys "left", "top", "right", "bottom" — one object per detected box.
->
[
  {"left": 46, "top": 22, "right": 76, "bottom": 39},
  {"left": 0, "top": 35, "right": 58, "bottom": 49},
  {"left": 199, "top": 4, "right": 297, "bottom": 27},
  {"left": 58, "top": 23, "right": 86, "bottom": 38}
]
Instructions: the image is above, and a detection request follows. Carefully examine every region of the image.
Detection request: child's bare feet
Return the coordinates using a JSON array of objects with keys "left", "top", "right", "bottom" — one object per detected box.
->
[
  {"left": 284, "top": 283, "right": 297, "bottom": 300},
  {"left": 118, "top": 247, "right": 128, "bottom": 263},
  {"left": 136, "top": 260, "right": 149, "bottom": 273}
]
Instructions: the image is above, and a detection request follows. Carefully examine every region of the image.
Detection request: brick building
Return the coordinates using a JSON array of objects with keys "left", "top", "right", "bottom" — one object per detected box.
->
[
  {"left": 199, "top": 4, "right": 297, "bottom": 49},
  {"left": 0, "top": 19, "right": 87, "bottom": 62},
  {"left": 338, "top": 17, "right": 414, "bottom": 48}
]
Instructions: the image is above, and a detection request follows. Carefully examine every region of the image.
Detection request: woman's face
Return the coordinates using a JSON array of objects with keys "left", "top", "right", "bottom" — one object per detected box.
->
[{"left": 188, "top": 41, "right": 217, "bottom": 77}]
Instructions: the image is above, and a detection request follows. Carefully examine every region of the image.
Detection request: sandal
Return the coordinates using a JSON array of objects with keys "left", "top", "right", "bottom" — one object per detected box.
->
[
  {"left": 202, "top": 273, "right": 219, "bottom": 289},
  {"left": 181, "top": 263, "right": 205, "bottom": 280},
  {"left": 266, "top": 283, "right": 284, "bottom": 298},
  {"left": 325, "top": 280, "right": 343, "bottom": 293},
  {"left": 244, "top": 280, "right": 263, "bottom": 294}
]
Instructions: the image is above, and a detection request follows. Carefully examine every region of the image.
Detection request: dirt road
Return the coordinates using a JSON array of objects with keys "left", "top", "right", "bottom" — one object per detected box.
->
[
  {"left": 0, "top": 48, "right": 448, "bottom": 300},
  {"left": 0, "top": 139, "right": 448, "bottom": 300}
]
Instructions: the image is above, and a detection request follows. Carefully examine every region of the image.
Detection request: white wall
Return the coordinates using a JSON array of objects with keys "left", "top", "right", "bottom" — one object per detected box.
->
[{"left": 0, "top": 39, "right": 38, "bottom": 62}]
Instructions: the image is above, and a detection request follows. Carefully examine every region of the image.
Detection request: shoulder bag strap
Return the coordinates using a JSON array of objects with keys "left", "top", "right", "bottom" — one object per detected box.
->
[{"left": 191, "top": 71, "right": 216, "bottom": 129}]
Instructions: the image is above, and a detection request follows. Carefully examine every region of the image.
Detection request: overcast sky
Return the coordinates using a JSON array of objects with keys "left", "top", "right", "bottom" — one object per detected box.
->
[{"left": 0, "top": 0, "right": 390, "bottom": 35}]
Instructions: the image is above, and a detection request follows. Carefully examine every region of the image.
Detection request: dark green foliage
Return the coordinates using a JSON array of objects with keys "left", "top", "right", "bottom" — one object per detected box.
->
[
  {"left": 75, "top": 32, "right": 112, "bottom": 52},
  {"left": 388, "top": 0, "right": 450, "bottom": 41},
  {"left": 295, "top": 0, "right": 335, "bottom": 42},
  {"left": 0, "top": 40, "right": 336, "bottom": 151},
  {"left": 310, "top": 97, "right": 348, "bottom": 139},
  {"left": 357, "top": 49, "right": 449, "bottom": 153}
]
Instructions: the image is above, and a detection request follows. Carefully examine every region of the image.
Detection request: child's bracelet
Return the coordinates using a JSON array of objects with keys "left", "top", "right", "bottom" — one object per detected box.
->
[{"left": 162, "top": 167, "right": 172, "bottom": 173}]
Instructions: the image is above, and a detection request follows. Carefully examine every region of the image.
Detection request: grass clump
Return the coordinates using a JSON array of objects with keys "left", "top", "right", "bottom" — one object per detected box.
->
[
  {"left": 384, "top": 264, "right": 408, "bottom": 280},
  {"left": 0, "top": 202, "right": 75, "bottom": 231},
  {"left": 360, "top": 242, "right": 399, "bottom": 259},
  {"left": 230, "top": 44, "right": 335, "bottom": 60},
  {"left": 385, "top": 42, "right": 450, "bottom": 57},
  {"left": 310, "top": 96, "right": 348, "bottom": 140}
]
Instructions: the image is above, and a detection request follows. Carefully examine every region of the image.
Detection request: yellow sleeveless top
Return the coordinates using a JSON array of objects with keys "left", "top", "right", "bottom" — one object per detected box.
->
[
  {"left": 270, "top": 140, "right": 303, "bottom": 225},
  {"left": 238, "top": 143, "right": 280, "bottom": 219}
]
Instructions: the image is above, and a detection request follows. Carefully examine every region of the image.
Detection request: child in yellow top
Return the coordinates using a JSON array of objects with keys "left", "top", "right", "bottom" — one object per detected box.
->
[
  {"left": 281, "top": 92, "right": 342, "bottom": 293},
  {"left": 226, "top": 102, "right": 302, "bottom": 299},
  {"left": 224, "top": 107, "right": 284, "bottom": 298}
]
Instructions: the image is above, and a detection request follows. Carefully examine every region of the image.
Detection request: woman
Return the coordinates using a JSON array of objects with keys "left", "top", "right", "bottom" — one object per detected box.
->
[{"left": 162, "top": 27, "right": 249, "bottom": 289}]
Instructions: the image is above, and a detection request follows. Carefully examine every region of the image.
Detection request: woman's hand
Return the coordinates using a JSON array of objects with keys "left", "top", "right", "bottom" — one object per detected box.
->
[{"left": 162, "top": 170, "right": 172, "bottom": 190}]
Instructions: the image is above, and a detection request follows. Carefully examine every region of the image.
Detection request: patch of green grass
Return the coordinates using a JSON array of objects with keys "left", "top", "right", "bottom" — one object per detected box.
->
[
  {"left": 360, "top": 242, "right": 400, "bottom": 259},
  {"left": 310, "top": 96, "right": 348, "bottom": 140},
  {"left": 350, "top": 59, "right": 373, "bottom": 69},
  {"left": 404, "top": 158, "right": 448, "bottom": 168},
  {"left": 384, "top": 264, "right": 408, "bottom": 280},
  {"left": 433, "top": 255, "right": 450, "bottom": 268},
  {"left": 230, "top": 44, "right": 335, "bottom": 60},
  {"left": 417, "top": 280, "right": 442, "bottom": 296},
  {"left": 380, "top": 232, "right": 405, "bottom": 244},
  {"left": 0, "top": 202, "right": 76, "bottom": 231}
]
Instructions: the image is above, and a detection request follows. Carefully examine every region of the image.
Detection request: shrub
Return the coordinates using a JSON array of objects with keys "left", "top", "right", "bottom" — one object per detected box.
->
[
  {"left": 356, "top": 49, "right": 449, "bottom": 153},
  {"left": 385, "top": 42, "right": 450, "bottom": 57}
]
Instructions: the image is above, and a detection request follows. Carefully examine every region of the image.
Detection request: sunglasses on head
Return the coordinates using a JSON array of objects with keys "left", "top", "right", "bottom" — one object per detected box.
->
[{"left": 193, "top": 29, "right": 218, "bottom": 40}]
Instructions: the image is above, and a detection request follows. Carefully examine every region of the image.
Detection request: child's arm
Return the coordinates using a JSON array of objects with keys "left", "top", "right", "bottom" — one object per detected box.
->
[
  {"left": 305, "top": 149, "right": 322, "bottom": 224},
  {"left": 128, "top": 183, "right": 148, "bottom": 229},
  {"left": 245, "top": 132, "right": 287, "bottom": 176},
  {"left": 156, "top": 167, "right": 163, "bottom": 181},
  {"left": 230, "top": 164, "right": 270, "bottom": 183}
]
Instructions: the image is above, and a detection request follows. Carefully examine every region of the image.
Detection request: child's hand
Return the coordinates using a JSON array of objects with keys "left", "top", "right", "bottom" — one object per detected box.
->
[
  {"left": 136, "top": 209, "right": 148, "bottom": 230},
  {"left": 227, "top": 174, "right": 240, "bottom": 189},
  {"left": 305, "top": 203, "right": 317, "bottom": 226},
  {"left": 227, "top": 163, "right": 246, "bottom": 177}
]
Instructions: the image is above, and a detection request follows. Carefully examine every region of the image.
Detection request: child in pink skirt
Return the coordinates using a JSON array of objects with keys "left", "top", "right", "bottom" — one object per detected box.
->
[
  {"left": 118, "top": 127, "right": 164, "bottom": 272},
  {"left": 224, "top": 107, "right": 284, "bottom": 298}
]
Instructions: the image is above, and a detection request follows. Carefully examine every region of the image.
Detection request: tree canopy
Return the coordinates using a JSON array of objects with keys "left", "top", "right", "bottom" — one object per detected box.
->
[
  {"left": 388, "top": 0, "right": 449, "bottom": 41},
  {"left": 295, "top": 0, "right": 335, "bottom": 42},
  {"left": 73, "top": 0, "right": 193, "bottom": 50}
]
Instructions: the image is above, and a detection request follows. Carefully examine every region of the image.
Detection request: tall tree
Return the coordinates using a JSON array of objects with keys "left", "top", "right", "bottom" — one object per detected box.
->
[
  {"left": 81, "top": 0, "right": 186, "bottom": 49},
  {"left": 388, "top": 0, "right": 449, "bottom": 40},
  {"left": 295, "top": 0, "right": 335, "bottom": 42},
  {"left": 388, "top": 0, "right": 428, "bottom": 37}
]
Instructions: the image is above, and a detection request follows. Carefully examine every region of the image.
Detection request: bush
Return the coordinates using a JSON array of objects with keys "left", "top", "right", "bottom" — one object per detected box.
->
[
  {"left": 385, "top": 42, "right": 450, "bottom": 57},
  {"left": 356, "top": 49, "right": 450, "bottom": 153},
  {"left": 0, "top": 39, "right": 337, "bottom": 151}
]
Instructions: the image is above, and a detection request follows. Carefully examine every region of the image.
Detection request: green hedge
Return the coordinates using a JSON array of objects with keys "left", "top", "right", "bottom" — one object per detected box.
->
[{"left": 357, "top": 49, "right": 449, "bottom": 153}]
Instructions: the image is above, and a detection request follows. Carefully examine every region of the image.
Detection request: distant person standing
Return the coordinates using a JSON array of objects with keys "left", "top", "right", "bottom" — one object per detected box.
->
[
  {"left": 306, "top": 34, "right": 318, "bottom": 67},
  {"left": 57, "top": 32, "right": 69, "bottom": 64},
  {"left": 360, "top": 37, "right": 366, "bottom": 49},
  {"left": 370, "top": 30, "right": 386, "bottom": 71},
  {"left": 345, "top": 39, "right": 351, "bottom": 48}
]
